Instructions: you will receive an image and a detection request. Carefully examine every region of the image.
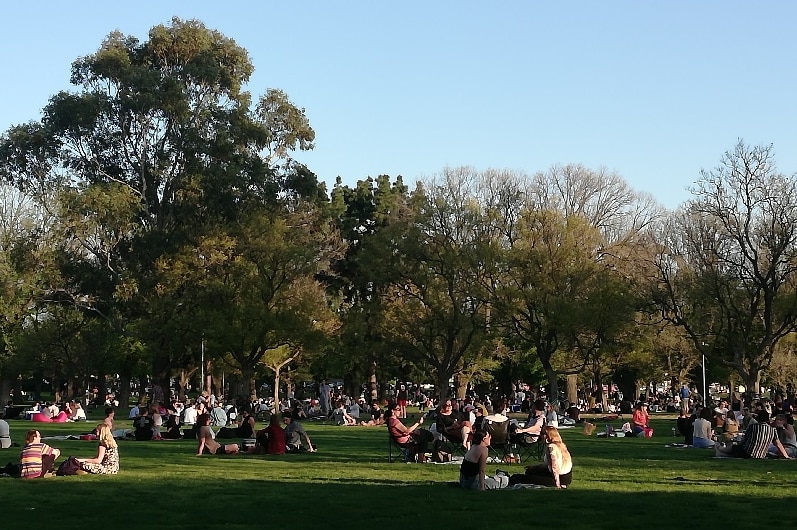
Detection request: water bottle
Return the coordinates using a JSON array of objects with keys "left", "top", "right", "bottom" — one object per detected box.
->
[{"left": 671, "top": 427, "right": 676, "bottom": 437}]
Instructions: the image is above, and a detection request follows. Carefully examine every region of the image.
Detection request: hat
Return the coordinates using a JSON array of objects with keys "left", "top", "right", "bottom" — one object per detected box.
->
[
  {"left": 476, "top": 405, "right": 488, "bottom": 416},
  {"left": 464, "top": 405, "right": 475, "bottom": 413}
]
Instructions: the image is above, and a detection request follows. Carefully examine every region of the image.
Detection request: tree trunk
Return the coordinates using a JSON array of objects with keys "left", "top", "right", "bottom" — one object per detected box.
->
[
  {"left": 204, "top": 358, "right": 213, "bottom": 395},
  {"left": 239, "top": 366, "right": 255, "bottom": 403},
  {"left": 456, "top": 376, "right": 468, "bottom": 400},
  {"left": 118, "top": 374, "right": 131, "bottom": 409},
  {"left": 544, "top": 366, "right": 560, "bottom": 406},
  {"left": 566, "top": 374, "right": 578, "bottom": 406},
  {"left": 0, "top": 376, "right": 12, "bottom": 406},
  {"left": 272, "top": 368, "right": 281, "bottom": 407}
]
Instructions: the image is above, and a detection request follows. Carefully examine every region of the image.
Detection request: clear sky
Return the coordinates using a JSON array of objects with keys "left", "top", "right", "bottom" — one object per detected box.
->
[{"left": 1, "top": 1, "right": 795, "bottom": 209}]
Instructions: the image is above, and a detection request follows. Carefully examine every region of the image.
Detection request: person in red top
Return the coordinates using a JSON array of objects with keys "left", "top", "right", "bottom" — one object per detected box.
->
[
  {"left": 632, "top": 402, "right": 650, "bottom": 436},
  {"left": 264, "top": 414, "right": 286, "bottom": 455}
]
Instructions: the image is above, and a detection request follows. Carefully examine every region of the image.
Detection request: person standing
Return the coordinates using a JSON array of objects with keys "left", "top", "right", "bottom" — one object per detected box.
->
[
  {"left": 319, "top": 380, "right": 331, "bottom": 417},
  {"left": 679, "top": 384, "right": 691, "bottom": 415},
  {"left": 396, "top": 383, "right": 408, "bottom": 419}
]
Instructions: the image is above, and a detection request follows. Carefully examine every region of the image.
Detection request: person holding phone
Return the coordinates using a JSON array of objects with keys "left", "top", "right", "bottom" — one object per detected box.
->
[{"left": 386, "top": 402, "right": 434, "bottom": 462}]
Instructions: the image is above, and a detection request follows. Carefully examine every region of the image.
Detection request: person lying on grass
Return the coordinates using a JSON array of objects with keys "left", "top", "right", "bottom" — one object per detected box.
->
[
  {"left": 715, "top": 410, "right": 792, "bottom": 459},
  {"left": 196, "top": 413, "right": 239, "bottom": 456},
  {"left": 75, "top": 423, "right": 120, "bottom": 474}
]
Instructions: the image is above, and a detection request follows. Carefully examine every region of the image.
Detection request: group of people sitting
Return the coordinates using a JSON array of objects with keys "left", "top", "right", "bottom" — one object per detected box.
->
[
  {"left": 676, "top": 399, "right": 795, "bottom": 459},
  {"left": 386, "top": 397, "right": 573, "bottom": 490},
  {"left": 11, "top": 423, "right": 120, "bottom": 479},
  {"left": 25, "top": 401, "right": 88, "bottom": 423},
  {"left": 196, "top": 405, "right": 317, "bottom": 456}
]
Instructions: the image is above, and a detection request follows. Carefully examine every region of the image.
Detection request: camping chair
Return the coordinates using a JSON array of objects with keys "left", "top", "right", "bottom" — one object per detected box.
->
[
  {"left": 435, "top": 418, "right": 469, "bottom": 458},
  {"left": 483, "top": 417, "right": 514, "bottom": 464},
  {"left": 388, "top": 432, "right": 413, "bottom": 463},
  {"left": 511, "top": 430, "right": 545, "bottom": 462}
]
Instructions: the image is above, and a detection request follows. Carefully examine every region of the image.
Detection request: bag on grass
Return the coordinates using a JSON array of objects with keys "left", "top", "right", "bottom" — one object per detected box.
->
[
  {"left": 56, "top": 456, "right": 81, "bottom": 476},
  {"left": 643, "top": 427, "right": 654, "bottom": 438},
  {"left": 583, "top": 422, "right": 596, "bottom": 436},
  {"left": 433, "top": 450, "right": 451, "bottom": 463}
]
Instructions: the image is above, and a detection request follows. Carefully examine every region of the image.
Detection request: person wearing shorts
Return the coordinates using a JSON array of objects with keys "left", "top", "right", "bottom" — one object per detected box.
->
[{"left": 195, "top": 413, "right": 239, "bottom": 456}]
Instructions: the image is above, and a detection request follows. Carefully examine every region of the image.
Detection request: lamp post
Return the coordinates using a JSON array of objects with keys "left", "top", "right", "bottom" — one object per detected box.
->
[
  {"left": 200, "top": 335, "right": 205, "bottom": 393},
  {"left": 702, "top": 353, "right": 707, "bottom": 405}
]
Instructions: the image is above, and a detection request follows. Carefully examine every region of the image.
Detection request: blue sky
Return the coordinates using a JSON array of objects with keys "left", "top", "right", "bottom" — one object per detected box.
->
[{"left": 2, "top": 1, "right": 795, "bottom": 209}]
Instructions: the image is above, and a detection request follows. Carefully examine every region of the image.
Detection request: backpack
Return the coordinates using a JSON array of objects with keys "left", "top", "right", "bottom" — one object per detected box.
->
[{"left": 56, "top": 456, "right": 81, "bottom": 476}]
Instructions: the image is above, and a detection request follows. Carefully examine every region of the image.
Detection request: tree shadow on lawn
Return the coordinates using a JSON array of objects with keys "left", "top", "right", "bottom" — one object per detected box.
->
[{"left": 3, "top": 474, "right": 793, "bottom": 530}]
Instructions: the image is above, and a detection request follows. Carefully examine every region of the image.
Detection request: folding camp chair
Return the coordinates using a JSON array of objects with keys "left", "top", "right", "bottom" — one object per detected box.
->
[
  {"left": 483, "top": 417, "right": 514, "bottom": 464},
  {"left": 388, "top": 433, "right": 413, "bottom": 463},
  {"left": 512, "top": 432, "right": 544, "bottom": 462}
]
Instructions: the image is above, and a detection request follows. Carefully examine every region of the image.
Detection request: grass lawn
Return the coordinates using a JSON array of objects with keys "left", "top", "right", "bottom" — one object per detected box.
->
[{"left": 1, "top": 410, "right": 794, "bottom": 529}]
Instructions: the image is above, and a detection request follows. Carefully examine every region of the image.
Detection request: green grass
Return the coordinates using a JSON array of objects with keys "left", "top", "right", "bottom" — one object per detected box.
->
[{"left": 1, "top": 411, "right": 795, "bottom": 529}]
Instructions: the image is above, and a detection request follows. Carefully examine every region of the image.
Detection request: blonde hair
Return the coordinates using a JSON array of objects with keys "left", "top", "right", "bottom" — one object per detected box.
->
[
  {"left": 96, "top": 423, "right": 118, "bottom": 449},
  {"left": 544, "top": 425, "right": 564, "bottom": 444}
]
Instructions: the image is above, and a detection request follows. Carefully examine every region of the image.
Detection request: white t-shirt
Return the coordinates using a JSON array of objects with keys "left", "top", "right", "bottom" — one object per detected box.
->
[
  {"left": 693, "top": 417, "right": 713, "bottom": 440},
  {"left": 183, "top": 406, "right": 198, "bottom": 425},
  {"left": 0, "top": 419, "right": 10, "bottom": 449}
]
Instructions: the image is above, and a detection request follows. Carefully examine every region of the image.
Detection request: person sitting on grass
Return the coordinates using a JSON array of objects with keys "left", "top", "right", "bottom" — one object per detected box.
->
[
  {"left": 715, "top": 410, "right": 792, "bottom": 459},
  {"left": 692, "top": 406, "right": 716, "bottom": 448},
  {"left": 218, "top": 409, "right": 256, "bottom": 439},
  {"left": 258, "top": 413, "right": 286, "bottom": 455},
  {"left": 360, "top": 401, "right": 385, "bottom": 426},
  {"left": 69, "top": 402, "right": 87, "bottom": 422},
  {"left": 19, "top": 429, "right": 60, "bottom": 479},
  {"left": 133, "top": 408, "right": 154, "bottom": 440},
  {"left": 76, "top": 423, "right": 120, "bottom": 474},
  {"left": 332, "top": 400, "right": 358, "bottom": 426},
  {"left": 196, "top": 413, "right": 239, "bottom": 456},
  {"left": 0, "top": 414, "right": 11, "bottom": 449},
  {"left": 507, "top": 425, "right": 573, "bottom": 489},
  {"left": 283, "top": 408, "right": 316, "bottom": 453},
  {"left": 459, "top": 430, "right": 508, "bottom": 490},
  {"left": 386, "top": 401, "right": 434, "bottom": 462},
  {"left": 631, "top": 402, "right": 650, "bottom": 436},
  {"left": 770, "top": 414, "right": 796, "bottom": 458}
]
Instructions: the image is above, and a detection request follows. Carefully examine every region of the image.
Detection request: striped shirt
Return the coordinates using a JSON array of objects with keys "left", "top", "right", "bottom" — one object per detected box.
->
[
  {"left": 740, "top": 422, "right": 777, "bottom": 459},
  {"left": 19, "top": 442, "right": 54, "bottom": 479}
]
